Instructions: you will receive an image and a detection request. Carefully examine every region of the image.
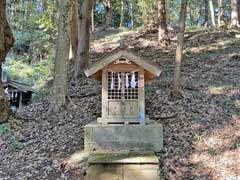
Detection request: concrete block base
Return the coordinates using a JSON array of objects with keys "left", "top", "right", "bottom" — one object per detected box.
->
[
  {"left": 84, "top": 122, "right": 163, "bottom": 152},
  {"left": 86, "top": 153, "right": 160, "bottom": 180}
]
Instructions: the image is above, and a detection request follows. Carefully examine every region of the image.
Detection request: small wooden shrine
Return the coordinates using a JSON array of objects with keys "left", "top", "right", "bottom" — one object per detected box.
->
[
  {"left": 85, "top": 44, "right": 161, "bottom": 124},
  {"left": 3, "top": 80, "right": 33, "bottom": 109},
  {"left": 84, "top": 41, "right": 163, "bottom": 152},
  {"left": 2, "top": 64, "right": 33, "bottom": 109},
  {"left": 84, "top": 41, "right": 163, "bottom": 180}
]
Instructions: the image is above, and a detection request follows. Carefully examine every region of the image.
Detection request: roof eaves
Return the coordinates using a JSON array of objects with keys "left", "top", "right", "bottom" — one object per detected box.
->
[{"left": 85, "top": 48, "right": 162, "bottom": 77}]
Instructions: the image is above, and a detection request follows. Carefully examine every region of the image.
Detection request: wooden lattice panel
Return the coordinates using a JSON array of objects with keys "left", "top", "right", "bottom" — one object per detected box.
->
[
  {"left": 107, "top": 72, "right": 139, "bottom": 100},
  {"left": 107, "top": 72, "right": 122, "bottom": 100},
  {"left": 124, "top": 72, "right": 138, "bottom": 100}
]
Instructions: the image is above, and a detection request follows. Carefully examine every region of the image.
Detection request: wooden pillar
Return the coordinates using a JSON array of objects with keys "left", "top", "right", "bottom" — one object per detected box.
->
[
  {"left": 102, "top": 68, "right": 107, "bottom": 118},
  {"left": 121, "top": 72, "right": 125, "bottom": 120},
  {"left": 139, "top": 70, "right": 145, "bottom": 125},
  {"left": 19, "top": 92, "right": 22, "bottom": 109}
]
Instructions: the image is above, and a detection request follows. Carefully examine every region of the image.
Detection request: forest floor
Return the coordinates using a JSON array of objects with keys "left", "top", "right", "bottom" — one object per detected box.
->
[{"left": 0, "top": 28, "right": 240, "bottom": 180}]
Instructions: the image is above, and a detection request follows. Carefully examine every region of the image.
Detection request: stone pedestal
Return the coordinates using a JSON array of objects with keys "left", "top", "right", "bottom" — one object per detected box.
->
[
  {"left": 86, "top": 153, "right": 160, "bottom": 180},
  {"left": 84, "top": 122, "right": 163, "bottom": 153}
]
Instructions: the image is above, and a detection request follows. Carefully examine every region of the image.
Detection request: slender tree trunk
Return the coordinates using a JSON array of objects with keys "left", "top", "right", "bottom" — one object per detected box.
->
[
  {"left": 158, "top": 0, "right": 170, "bottom": 45},
  {"left": 42, "top": 0, "right": 48, "bottom": 12},
  {"left": 231, "top": 0, "right": 239, "bottom": 28},
  {"left": 189, "top": 3, "right": 193, "bottom": 26},
  {"left": 103, "top": 0, "right": 112, "bottom": 27},
  {"left": 196, "top": 2, "right": 202, "bottom": 25},
  {"left": 48, "top": 0, "right": 73, "bottom": 114},
  {"left": 203, "top": 0, "right": 209, "bottom": 26},
  {"left": 9, "top": 3, "right": 16, "bottom": 17},
  {"left": 218, "top": 0, "right": 225, "bottom": 30},
  {"left": 70, "top": 0, "right": 79, "bottom": 63},
  {"left": 209, "top": 0, "right": 216, "bottom": 27},
  {"left": 238, "top": 0, "right": 240, "bottom": 23},
  {"left": 74, "top": 0, "right": 93, "bottom": 79},
  {"left": 24, "top": 0, "right": 30, "bottom": 21},
  {"left": 120, "top": 0, "right": 124, "bottom": 27},
  {"left": 129, "top": 0, "right": 134, "bottom": 28},
  {"left": 172, "top": 0, "right": 187, "bottom": 98},
  {"left": 91, "top": 2, "right": 94, "bottom": 32},
  {"left": 0, "top": 0, "right": 14, "bottom": 122}
]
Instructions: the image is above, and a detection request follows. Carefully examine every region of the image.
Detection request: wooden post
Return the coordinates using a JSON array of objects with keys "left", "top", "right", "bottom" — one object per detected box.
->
[
  {"left": 139, "top": 70, "right": 145, "bottom": 125},
  {"left": 19, "top": 92, "right": 22, "bottom": 109},
  {"left": 102, "top": 68, "right": 107, "bottom": 118},
  {"left": 121, "top": 72, "right": 125, "bottom": 120}
]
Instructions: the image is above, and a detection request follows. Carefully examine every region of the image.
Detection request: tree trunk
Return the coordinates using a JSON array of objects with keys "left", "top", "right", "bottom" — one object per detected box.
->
[
  {"left": 24, "top": 0, "right": 30, "bottom": 21},
  {"left": 189, "top": 3, "right": 193, "bottom": 26},
  {"left": 52, "top": 0, "right": 59, "bottom": 26},
  {"left": 0, "top": 0, "right": 14, "bottom": 123},
  {"left": 48, "top": 0, "right": 73, "bottom": 114},
  {"left": 158, "top": 0, "right": 170, "bottom": 45},
  {"left": 218, "top": 0, "right": 225, "bottom": 30},
  {"left": 196, "top": 2, "right": 202, "bottom": 25},
  {"left": 203, "top": 0, "right": 209, "bottom": 26},
  {"left": 172, "top": 0, "right": 187, "bottom": 98},
  {"left": 70, "top": 0, "right": 79, "bottom": 63},
  {"left": 103, "top": 0, "right": 112, "bottom": 27},
  {"left": 91, "top": 2, "right": 94, "bottom": 32},
  {"left": 42, "top": 0, "right": 48, "bottom": 12},
  {"left": 120, "top": 0, "right": 124, "bottom": 27},
  {"left": 209, "top": 0, "right": 216, "bottom": 27},
  {"left": 129, "top": 0, "right": 134, "bottom": 28},
  {"left": 238, "top": 0, "right": 240, "bottom": 23},
  {"left": 231, "top": 0, "right": 239, "bottom": 28},
  {"left": 74, "top": 0, "right": 93, "bottom": 79}
]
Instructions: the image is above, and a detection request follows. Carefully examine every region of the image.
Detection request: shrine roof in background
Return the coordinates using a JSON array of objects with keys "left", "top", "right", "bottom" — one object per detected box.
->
[{"left": 4, "top": 80, "right": 33, "bottom": 93}]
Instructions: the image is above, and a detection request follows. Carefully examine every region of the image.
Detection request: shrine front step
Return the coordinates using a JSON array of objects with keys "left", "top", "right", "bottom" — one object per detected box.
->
[
  {"left": 84, "top": 122, "right": 163, "bottom": 152},
  {"left": 86, "top": 154, "right": 160, "bottom": 180}
]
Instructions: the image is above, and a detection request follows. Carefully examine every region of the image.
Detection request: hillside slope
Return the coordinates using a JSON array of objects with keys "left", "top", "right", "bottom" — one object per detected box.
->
[{"left": 0, "top": 29, "right": 240, "bottom": 180}]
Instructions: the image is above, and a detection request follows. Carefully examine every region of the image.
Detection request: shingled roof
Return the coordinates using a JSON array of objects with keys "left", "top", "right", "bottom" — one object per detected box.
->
[
  {"left": 84, "top": 47, "right": 161, "bottom": 80},
  {"left": 4, "top": 80, "right": 33, "bottom": 93}
]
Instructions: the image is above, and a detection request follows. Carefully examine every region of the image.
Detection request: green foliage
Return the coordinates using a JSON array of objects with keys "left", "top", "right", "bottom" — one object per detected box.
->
[
  {"left": 6, "top": 49, "right": 54, "bottom": 86},
  {"left": 207, "top": 147, "right": 218, "bottom": 156},
  {"left": 193, "top": 131, "right": 204, "bottom": 141},
  {"left": 94, "top": 2, "right": 105, "bottom": 27},
  {"left": 37, "top": 1, "right": 57, "bottom": 34},
  {"left": 0, "top": 123, "right": 10, "bottom": 136},
  {"left": 131, "top": 0, "right": 142, "bottom": 27},
  {"left": 112, "top": 0, "right": 121, "bottom": 27},
  {"left": 0, "top": 124, "right": 23, "bottom": 151},
  {"left": 167, "top": 0, "right": 181, "bottom": 26},
  {"left": 5, "top": 0, "right": 56, "bottom": 90},
  {"left": 4, "top": 0, "right": 238, "bottom": 101},
  {"left": 138, "top": 0, "right": 157, "bottom": 26}
]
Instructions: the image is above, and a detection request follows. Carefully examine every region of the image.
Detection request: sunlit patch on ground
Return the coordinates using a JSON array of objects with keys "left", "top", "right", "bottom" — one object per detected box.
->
[
  {"left": 190, "top": 115, "right": 240, "bottom": 180},
  {"left": 235, "top": 34, "right": 240, "bottom": 38},
  {"left": 186, "top": 35, "right": 239, "bottom": 54},
  {"left": 208, "top": 86, "right": 240, "bottom": 96},
  {"left": 235, "top": 100, "right": 240, "bottom": 109}
]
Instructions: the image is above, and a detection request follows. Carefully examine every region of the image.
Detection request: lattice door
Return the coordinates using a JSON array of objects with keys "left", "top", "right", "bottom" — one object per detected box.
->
[{"left": 107, "top": 71, "right": 139, "bottom": 118}]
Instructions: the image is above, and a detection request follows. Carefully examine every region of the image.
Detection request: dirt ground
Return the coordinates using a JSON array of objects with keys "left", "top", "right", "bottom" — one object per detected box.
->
[{"left": 0, "top": 29, "right": 239, "bottom": 180}]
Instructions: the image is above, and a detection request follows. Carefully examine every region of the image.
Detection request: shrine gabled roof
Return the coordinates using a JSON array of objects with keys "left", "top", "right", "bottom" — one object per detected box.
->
[
  {"left": 84, "top": 47, "right": 161, "bottom": 78},
  {"left": 4, "top": 80, "right": 33, "bottom": 93}
]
